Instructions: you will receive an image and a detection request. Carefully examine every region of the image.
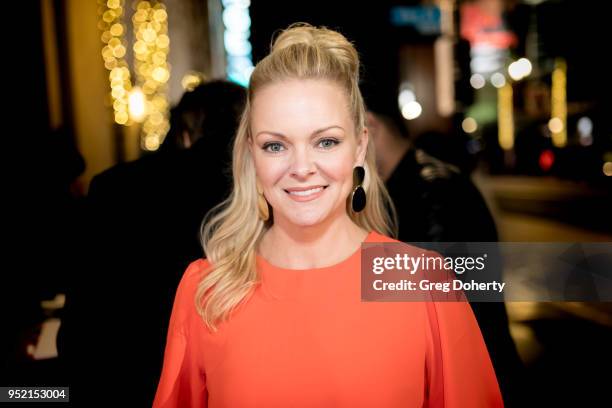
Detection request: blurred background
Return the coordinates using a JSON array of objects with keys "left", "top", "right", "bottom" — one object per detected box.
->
[{"left": 4, "top": 0, "right": 611, "bottom": 406}]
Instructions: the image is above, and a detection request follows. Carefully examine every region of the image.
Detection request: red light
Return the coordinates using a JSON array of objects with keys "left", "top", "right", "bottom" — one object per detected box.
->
[{"left": 539, "top": 150, "right": 555, "bottom": 172}]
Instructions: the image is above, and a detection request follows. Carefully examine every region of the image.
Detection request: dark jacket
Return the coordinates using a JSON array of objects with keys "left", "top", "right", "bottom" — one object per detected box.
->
[
  {"left": 60, "top": 143, "right": 231, "bottom": 407},
  {"left": 385, "top": 148, "right": 526, "bottom": 407}
]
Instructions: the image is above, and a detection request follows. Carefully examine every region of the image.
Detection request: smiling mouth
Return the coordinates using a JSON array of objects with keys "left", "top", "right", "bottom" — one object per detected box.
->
[{"left": 284, "top": 185, "right": 328, "bottom": 199}]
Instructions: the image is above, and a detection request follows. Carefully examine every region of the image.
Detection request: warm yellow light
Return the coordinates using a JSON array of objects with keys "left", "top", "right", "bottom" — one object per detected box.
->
[
  {"left": 104, "top": 60, "right": 117, "bottom": 70},
  {"left": 133, "top": 40, "right": 147, "bottom": 55},
  {"left": 548, "top": 117, "right": 563, "bottom": 134},
  {"left": 142, "top": 28, "right": 157, "bottom": 43},
  {"left": 102, "top": 10, "right": 115, "bottom": 23},
  {"left": 153, "top": 9, "right": 167, "bottom": 22},
  {"left": 115, "top": 111, "right": 129, "bottom": 124},
  {"left": 137, "top": 54, "right": 149, "bottom": 64},
  {"left": 551, "top": 58, "right": 567, "bottom": 147},
  {"left": 124, "top": 0, "right": 171, "bottom": 147},
  {"left": 113, "top": 99, "right": 126, "bottom": 110},
  {"left": 128, "top": 87, "right": 146, "bottom": 122},
  {"left": 152, "top": 51, "right": 166, "bottom": 65},
  {"left": 112, "top": 45, "right": 126, "bottom": 58},
  {"left": 159, "top": 121, "right": 170, "bottom": 134},
  {"left": 181, "top": 72, "right": 204, "bottom": 91},
  {"left": 110, "top": 23, "right": 123, "bottom": 36},
  {"left": 144, "top": 135, "right": 160, "bottom": 151},
  {"left": 152, "top": 95, "right": 168, "bottom": 109},
  {"left": 498, "top": 82, "right": 514, "bottom": 150},
  {"left": 109, "top": 70, "right": 120, "bottom": 81},
  {"left": 133, "top": 10, "right": 147, "bottom": 23},
  {"left": 462, "top": 117, "right": 478, "bottom": 133},
  {"left": 101, "top": 31, "right": 112, "bottom": 43},
  {"left": 111, "top": 87, "right": 126, "bottom": 99},
  {"left": 137, "top": 65, "right": 149, "bottom": 76},
  {"left": 152, "top": 67, "right": 169, "bottom": 82},
  {"left": 156, "top": 35, "right": 170, "bottom": 48},
  {"left": 143, "top": 80, "right": 156, "bottom": 94},
  {"left": 101, "top": 46, "right": 114, "bottom": 60},
  {"left": 603, "top": 162, "right": 612, "bottom": 177},
  {"left": 149, "top": 112, "right": 164, "bottom": 126},
  {"left": 100, "top": 0, "right": 138, "bottom": 129}
]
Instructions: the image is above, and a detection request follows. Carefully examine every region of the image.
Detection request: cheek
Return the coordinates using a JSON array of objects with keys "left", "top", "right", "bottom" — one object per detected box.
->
[
  {"left": 253, "top": 154, "right": 288, "bottom": 187},
  {"left": 318, "top": 151, "right": 355, "bottom": 186}
]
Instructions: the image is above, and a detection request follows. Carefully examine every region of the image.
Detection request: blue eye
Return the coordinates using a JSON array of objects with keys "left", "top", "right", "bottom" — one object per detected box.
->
[
  {"left": 318, "top": 138, "right": 340, "bottom": 149},
  {"left": 263, "top": 142, "right": 285, "bottom": 153}
]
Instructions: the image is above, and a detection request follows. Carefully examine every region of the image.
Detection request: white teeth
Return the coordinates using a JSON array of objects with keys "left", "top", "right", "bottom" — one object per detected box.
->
[{"left": 287, "top": 187, "right": 324, "bottom": 196}]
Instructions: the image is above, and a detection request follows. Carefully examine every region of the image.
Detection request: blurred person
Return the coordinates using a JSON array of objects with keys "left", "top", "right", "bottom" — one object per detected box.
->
[
  {"left": 363, "top": 83, "right": 525, "bottom": 407},
  {"left": 2, "top": 126, "right": 85, "bottom": 385},
  {"left": 360, "top": 81, "right": 497, "bottom": 242},
  {"left": 59, "top": 80, "right": 246, "bottom": 406},
  {"left": 153, "top": 23, "right": 503, "bottom": 407},
  {"left": 159, "top": 80, "right": 243, "bottom": 154}
]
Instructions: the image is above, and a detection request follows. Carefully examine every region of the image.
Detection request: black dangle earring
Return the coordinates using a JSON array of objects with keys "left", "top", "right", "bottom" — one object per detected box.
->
[{"left": 351, "top": 166, "right": 366, "bottom": 212}]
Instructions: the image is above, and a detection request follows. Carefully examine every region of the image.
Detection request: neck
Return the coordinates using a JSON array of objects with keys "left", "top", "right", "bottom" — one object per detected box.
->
[{"left": 258, "top": 213, "right": 369, "bottom": 270}]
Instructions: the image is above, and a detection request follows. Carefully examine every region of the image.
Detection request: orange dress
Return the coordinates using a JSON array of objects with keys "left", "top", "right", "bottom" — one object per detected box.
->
[{"left": 153, "top": 231, "right": 504, "bottom": 407}]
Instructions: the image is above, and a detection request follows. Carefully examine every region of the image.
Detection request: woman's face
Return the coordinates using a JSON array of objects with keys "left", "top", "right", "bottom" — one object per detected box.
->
[{"left": 249, "top": 78, "right": 368, "bottom": 228}]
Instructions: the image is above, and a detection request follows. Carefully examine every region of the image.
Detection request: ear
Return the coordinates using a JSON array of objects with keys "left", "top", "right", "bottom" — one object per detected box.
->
[
  {"left": 365, "top": 111, "right": 379, "bottom": 131},
  {"left": 182, "top": 131, "right": 192, "bottom": 148},
  {"left": 356, "top": 126, "right": 369, "bottom": 165},
  {"left": 365, "top": 111, "right": 382, "bottom": 144}
]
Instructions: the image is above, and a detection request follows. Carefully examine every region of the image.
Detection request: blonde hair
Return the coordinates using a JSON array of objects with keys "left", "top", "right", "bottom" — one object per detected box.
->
[{"left": 197, "top": 23, "right": 398, "bottom": 331}]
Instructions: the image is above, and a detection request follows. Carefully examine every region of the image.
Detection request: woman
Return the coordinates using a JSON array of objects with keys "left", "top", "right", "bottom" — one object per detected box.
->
[{"left": 153, "top": 23, "right": 503, "bottom": 407}]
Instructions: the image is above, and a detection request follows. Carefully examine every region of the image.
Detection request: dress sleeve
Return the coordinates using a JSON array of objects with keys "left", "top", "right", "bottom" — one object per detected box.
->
[
  {"left": 424, "top": 300, "right": 504, "bottom": 408},
  {"left": 153, "top": 260, "right": 208, "bottom": 408}
]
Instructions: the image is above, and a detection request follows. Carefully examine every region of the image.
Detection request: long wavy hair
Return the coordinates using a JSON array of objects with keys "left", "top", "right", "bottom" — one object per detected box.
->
[{"left": 197, "top": 23, "right": 398, "bottom": 331}]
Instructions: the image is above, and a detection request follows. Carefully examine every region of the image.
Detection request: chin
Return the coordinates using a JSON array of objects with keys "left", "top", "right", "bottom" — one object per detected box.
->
[
  {"left": 288, "top": 215, "right": 328, "bottom": 227},
  {"left": 280, "top": 209, "right": 330, "bottom": 228}
]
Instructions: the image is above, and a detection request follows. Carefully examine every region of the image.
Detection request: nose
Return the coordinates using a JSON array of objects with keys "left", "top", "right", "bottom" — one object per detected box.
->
[{"left": 290, "top": 146, "right": 316, "bottom": 179}]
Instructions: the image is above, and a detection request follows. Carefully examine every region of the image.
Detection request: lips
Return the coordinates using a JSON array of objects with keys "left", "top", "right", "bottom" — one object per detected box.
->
[
  {"left": 284, "top": 185, "right": 328, "bottom": 191},
  {"left": 284, "top": 185, "right": 328, "bottom": 200}
]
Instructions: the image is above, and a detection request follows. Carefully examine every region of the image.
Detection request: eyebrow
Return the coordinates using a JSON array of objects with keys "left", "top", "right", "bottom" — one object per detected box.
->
[{"left": 255, "top": 125, "right": 344, "bottom": 139}]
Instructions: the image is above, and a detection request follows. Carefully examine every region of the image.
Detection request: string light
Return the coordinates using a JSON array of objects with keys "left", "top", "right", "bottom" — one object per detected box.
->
[
  {"left": 550, "top": 58, "right": 567, "bottom": 148},
  {"left": 132, "top": 0, "right": 171, "bottom": 151},
  {"left": 498, "top": 82, "right": 514, "bottom": 150},
  {"left": 98, "top": 0, "right": 171, "bottom": 151},
  {"left": 223, "top": 0, "right": 254, "bottom": 86},
  {"left": 181, "top": 71, "right": 207, "bottom": 91},
  {"left": 98, "top": 0, "right": 131, "bottom": 125}
]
